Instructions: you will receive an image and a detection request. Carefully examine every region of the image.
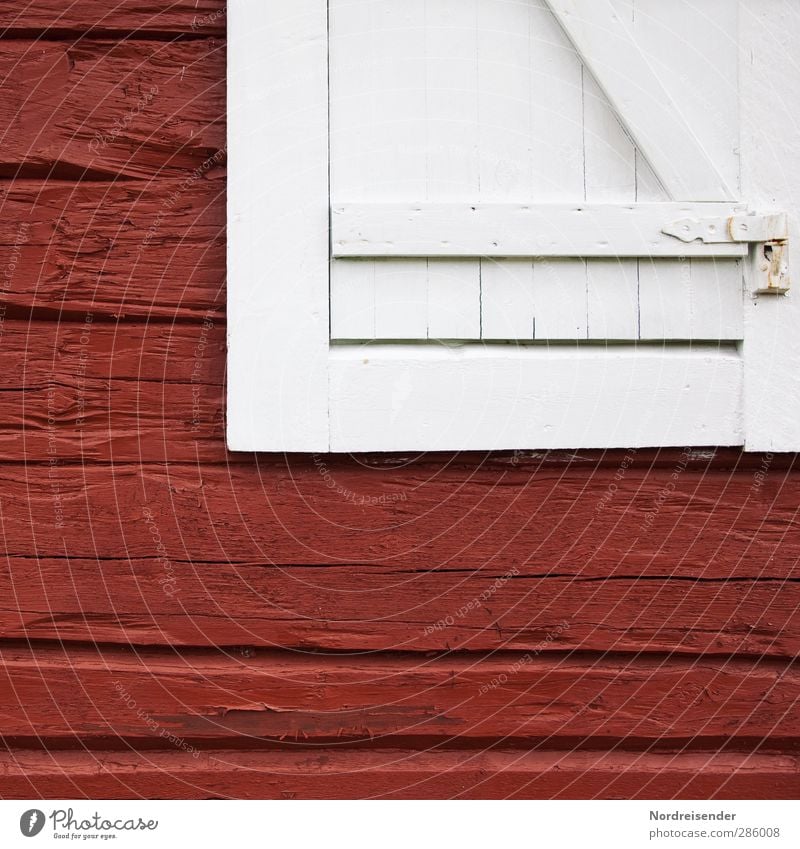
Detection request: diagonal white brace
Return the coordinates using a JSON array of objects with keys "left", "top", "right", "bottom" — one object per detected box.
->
[{"left": 545, "top": 0, "right": 736, "bottom": 202}]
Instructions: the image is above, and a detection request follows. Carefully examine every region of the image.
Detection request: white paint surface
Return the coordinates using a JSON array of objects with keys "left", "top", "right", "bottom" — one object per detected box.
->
[
  {"left": 331, "top": 203, "right": 748, "bottom": 258},
  {"left": 227, "top": 0, "right": 330, "bottom": 450},
  {"left": 740, "top": 0, "right": 800, "bottom": 450},
  {"left": 328, "top": 0, "right": 744, "bottom": 344},
  {"left": 329, "top": 344, "right": 743, "bottom": 451},
  {"left": 228, "top": 0, "right": 795, "bottom": 451},
  {"left": 546, "top": 0, "right": 736, "bottom": 201}
]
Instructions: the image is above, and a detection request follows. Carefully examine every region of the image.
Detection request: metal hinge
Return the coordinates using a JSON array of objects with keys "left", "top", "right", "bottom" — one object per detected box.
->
[{"left": 662, "top": 211, "right": 790, "bottom": 294}]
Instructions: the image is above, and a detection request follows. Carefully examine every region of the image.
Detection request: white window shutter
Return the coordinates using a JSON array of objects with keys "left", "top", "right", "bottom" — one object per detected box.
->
[{"left": 227, "top": 0, "right": 799, "bottom": 452}]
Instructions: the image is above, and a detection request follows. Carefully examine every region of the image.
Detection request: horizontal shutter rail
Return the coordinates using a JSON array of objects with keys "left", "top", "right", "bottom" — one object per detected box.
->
[
  {"left": 328, "top": 343, "right": 743, "bottom": 451},
  {"left": 332, "top": 203, "right": 749, "bottom": 258}
]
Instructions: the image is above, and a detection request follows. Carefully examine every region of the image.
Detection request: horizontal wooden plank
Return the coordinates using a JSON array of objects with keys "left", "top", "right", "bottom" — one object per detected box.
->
[
  {"left": 329, "top": 344, "right": 743, "bottom": 451},
  {"left": 0, "top": 40, "right": 225, "bottom": 179},
  {"left": 0, "top": 321, "right": 225, "bottom": 463},
  {"left": 0, "top": 461, "right": 795, "bottom": 579},
  {"left": 0, "top": 181, "right": 223, "bottom": 318},
  {"left": 1, "top": 748, "right": 796, "bottom": 799},
  {"left": 3, "top": 558, "right": 798, "bottom": 656},
  {"left": 0, "top": 2, "right": 227, "bottom": 35},
  {"left": 331, "top": 204, "right": 748, "bottom": 258},
  {"left": 1, "top": 645, "right": 797, "bottom": 744}
]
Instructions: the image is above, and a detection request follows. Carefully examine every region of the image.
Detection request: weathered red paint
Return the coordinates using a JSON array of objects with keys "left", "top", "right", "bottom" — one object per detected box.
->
[
  {"left": 3, "top": 556, "right": 798, "bottom": 656},
  {"left": 0, "top": 39, "right": 224, "bottom": 179},
  {"left": 0, "top": 2, "right": 227, "bottom": 36},
  {"left": 0, "top": 181, "right": 224, "bottom": 318},
  {"left": 3, "top": 644, "right": 799, "bottom": 744},
  {"left": 0, "top": 9, "right": 797, "bottom": 800},
  {"left": 3, "top": 750, "right": 797, "bottom": 801}
]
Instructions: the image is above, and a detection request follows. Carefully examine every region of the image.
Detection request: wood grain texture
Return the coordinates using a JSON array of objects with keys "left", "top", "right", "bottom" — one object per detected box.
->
[
  {"left": 0, "top": 40, "right": 225, "bottom": 179},
  {"left": 0, "top": 320, "right": 224, "bottom": 462},
  {"left": 0, "top": 180, "right": 224, "bottom": 318},
  {"left": 0, "top": 2, "right": 227, "bottom": 36},
  {"left": 0, "top": 460, "right": 795, "bottom": 577},
  {"left": 2, "top": 557, "right": 798, "bottom": 656},
  {"left": 1, "top": 749, "right": 797, "bottom": 800},
  {"left": 1, "top": 644, "right": 798, "bottom": 745}
]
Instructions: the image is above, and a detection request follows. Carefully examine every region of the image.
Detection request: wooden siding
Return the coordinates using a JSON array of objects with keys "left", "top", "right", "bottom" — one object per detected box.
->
[{"left": 0, "top": 4, "right": 798, "bottom": 800}]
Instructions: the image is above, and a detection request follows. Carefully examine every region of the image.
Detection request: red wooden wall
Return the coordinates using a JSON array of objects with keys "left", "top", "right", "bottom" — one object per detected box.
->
[{"left": 0, "top": 3, "right": 798, "bottom": 799}]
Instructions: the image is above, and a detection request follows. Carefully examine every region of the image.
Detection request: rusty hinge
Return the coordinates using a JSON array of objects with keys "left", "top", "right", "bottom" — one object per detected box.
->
[{"left": 662, "top": 211, "right": 790, "bottom": 294}]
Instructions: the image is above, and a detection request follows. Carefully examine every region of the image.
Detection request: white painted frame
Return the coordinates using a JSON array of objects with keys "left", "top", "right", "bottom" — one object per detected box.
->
[
  {"left": 227, "top": 0, "right": 330, "bottom": 451},
  {"left": 227, "top": 0, "right": 800, "bottom": 452},
  {"left": 739, "top": 0, "right": 800, "bottom": 451}
]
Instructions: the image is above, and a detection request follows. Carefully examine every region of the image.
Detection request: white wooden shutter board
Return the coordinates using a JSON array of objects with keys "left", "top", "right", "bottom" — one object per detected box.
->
[
  {"left": 632, "top": 0, "right": 743, "bottom": 344},
  {"left": 329, "top": 0, "right": 744, "bottom": 343},
  {"left": 740, "top": 0, "right": 800, "bottom": 451},
  {"left": 330, "top": 0, "right": 594, "bottom": 343},
  {"left": 330, "top": 0, "right": 484, "bottom": 345},
  {"left": 328, "top": 344, "right": 743, "bottom": 452},
  {"left": 227, "top": 0, "right": 330, "bottom": 451},
  {"left": 331, "top": 255, "right": 746, "bottom": 343},
  {"left": 582, "top": 0, "right": 639, "bottom": 340},
  {"left": 332, "top": 203, "right": 748, "bottom": 258}
]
